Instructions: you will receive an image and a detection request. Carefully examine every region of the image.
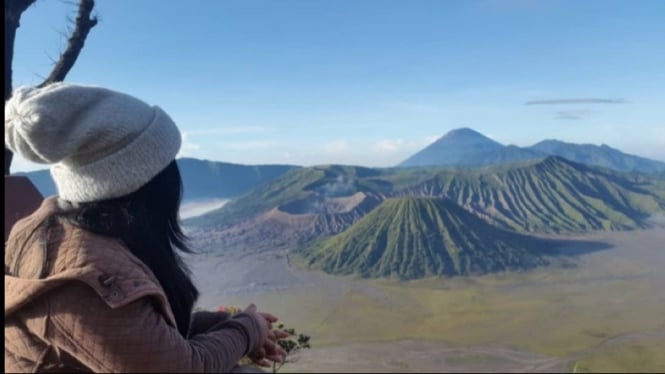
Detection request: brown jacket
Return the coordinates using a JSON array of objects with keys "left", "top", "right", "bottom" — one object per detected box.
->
[
  {"left": 4, "top": 176, "right": 43, "bottom": 243},
  {"left": 5, "top": 197, "right": 262, "bottom": 373}
]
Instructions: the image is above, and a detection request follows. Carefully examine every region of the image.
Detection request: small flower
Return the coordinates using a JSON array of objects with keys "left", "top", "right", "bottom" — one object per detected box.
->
[{"left": 217, "top": 305, "right": 242, "bottom": 315}]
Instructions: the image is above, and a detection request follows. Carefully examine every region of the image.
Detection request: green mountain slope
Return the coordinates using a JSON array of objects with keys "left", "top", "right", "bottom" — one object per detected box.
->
[
  {"left": 191, "top": 157, "right": 665, "bottom": 235},
  {"left": 188, "top": 166, "right": 328, "bottom": 228},
  {"left": 298, "top": 197, "right": 551, "bottom": 280},
  {"left": 397, "top": 157, "right": 665, "bottom": 233}
]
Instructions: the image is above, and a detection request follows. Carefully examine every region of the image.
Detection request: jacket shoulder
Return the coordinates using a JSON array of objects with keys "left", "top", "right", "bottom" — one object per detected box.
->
[
  {"left": 5, "top": 202, "right": 176, "bottom": 326},
  {"left": 51, "top": 224, "right": 177, "bottom": 326}
]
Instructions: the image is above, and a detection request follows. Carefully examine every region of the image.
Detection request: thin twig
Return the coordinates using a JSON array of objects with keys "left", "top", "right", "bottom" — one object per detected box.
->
[{"left": 38, "top": 0, "right": 97, "bottom": 88}]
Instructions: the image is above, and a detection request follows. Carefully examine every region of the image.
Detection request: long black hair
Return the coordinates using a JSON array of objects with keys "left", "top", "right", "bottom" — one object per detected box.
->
[{"left": 56, "top": 160, "right": 198, "bottom": 336}]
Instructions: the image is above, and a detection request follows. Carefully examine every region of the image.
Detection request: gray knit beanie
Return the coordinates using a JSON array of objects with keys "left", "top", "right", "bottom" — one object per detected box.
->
[{"left": 5, "top": 82, "right": 182, "bottom": 203}]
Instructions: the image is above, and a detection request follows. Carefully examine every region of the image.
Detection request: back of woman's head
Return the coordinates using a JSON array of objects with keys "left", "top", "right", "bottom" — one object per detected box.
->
[
  {"left": 5, "top": 82, "right": 182, "bottom": 203},
  {"left": 5, "top": 82, "right": 198, "bottom": 336}
]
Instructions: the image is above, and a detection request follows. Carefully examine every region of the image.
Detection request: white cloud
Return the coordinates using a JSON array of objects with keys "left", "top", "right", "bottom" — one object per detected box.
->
[
  {"left": 372, "top": 135, "right": 439, "bottom": 154},
  {"left": 423, "top": 135, "right": 439, "bottom": 145},
  {"left": 177, "top": 132, "right": 201, "bottom": 158},
  {"left": 186, "top": 126, "right": 269, "bottom": 135},
  {"left": 626, "top": 125, "right": 665, "bottom": 161},
  {"left": 179, "top": 199, "right": 229, "bottom": 219},
  {"left": 225, "top": 140, "right": 279, "bottom": 151},
  {"left": 323, "top": 140, "right": 350, "bottom": 154},
  {"left": 372, "top": 139, "right": 405, "bottom": 153}
]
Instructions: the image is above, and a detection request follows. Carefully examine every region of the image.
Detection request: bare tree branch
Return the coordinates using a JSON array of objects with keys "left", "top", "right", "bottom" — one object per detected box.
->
[
  {"left": 38, "top": 0, "right": 97, "bottom": 88},
  {"left": 5, "top": 0, "right": 97, "bottom": 174},
  {"left": 5, "top": 0, "right": 37, "bottom": 174}
]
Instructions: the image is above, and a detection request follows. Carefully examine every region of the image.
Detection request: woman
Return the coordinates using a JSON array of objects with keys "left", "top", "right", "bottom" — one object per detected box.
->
[{"left": 4, "top": 83, "right": 287, "bottom": 372}]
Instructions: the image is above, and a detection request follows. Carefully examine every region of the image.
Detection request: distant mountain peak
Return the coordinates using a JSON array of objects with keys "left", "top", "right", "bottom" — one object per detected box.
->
[
  {"left": 535, "top": 139, "right": 562, "bottom": 145},
  {"left": 399, "top": 130, "right": 665, "bottom": 173},
  {"left": 441, "top": 127, "right": 495, "bottom": 141},
  {"left": 446, "top": 127, "right": 480, "bottom": 135},
  {"left": 399, "top": 128, "right": 526, "bottom": 167}
]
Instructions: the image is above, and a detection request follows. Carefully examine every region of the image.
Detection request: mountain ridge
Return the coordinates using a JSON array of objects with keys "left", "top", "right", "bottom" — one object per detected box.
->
[
  {"left": 15, "top": 157, "right": 300, "bottom": 201},
  {"left": 528, "top": 139, "right": 665, "bottom": 174},
  {"left": 399, "top": 128, "right": 665, "bottom": 174},
  {"left": 395, "top": 155, "right": 665, "bottom": 233},
  {"left": 187, "top": 157, "right": 665, "bottom": 261}
]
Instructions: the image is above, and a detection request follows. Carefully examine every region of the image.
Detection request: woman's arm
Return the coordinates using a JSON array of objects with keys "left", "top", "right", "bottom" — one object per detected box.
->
[
  {"left": 46, "top": 282, "right": 265, "bottom": 373},
  {"left": 188, "top": 310, "right": 232, "bottom": 337}
]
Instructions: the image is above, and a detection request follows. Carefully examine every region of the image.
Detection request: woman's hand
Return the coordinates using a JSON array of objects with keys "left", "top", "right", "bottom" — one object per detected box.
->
[{"left": 243, "top": 304, "right": 289, "bottom": 367}]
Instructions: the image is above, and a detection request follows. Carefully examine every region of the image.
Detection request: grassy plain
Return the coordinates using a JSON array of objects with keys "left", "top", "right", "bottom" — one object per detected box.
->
[
  {"left": 572, "top": 338, "right": 665, "bottom": 373},
  {"left": 192, "top": 228, "right": 665, "bottom": 372}
]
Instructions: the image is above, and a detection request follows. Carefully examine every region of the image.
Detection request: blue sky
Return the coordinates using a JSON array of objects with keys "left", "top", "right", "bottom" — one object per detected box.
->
[{"left": 10, "top": 0, "right": 665, "bottom": 172}]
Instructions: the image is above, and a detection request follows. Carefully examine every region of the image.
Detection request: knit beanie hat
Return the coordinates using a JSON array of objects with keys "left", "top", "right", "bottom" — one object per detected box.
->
[{"left": 5, "top": 82, "right": 182, "bottom": 203}]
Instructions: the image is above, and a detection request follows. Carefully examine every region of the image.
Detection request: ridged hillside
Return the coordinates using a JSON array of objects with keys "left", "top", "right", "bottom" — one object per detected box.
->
[
  {"left": 396, "top": 157, "right": 665, "bottom": 233},
  {"left": 190, "top": 192, "right": 384, "bottom": 253},
  {"left": 187, "top": 157, "right": 665, "bottom": 254},
  {"left": 186, "top": 165, "right": 388, "bottom": 252},
  {"left": 299, "top": 197, "right": 551, "bottom": 280},
  {"left": 187, "top": 166, "right": 327, "bottom": 228},
  {"left": 189, "top": 165, "right": 385, "bottom": 228}
]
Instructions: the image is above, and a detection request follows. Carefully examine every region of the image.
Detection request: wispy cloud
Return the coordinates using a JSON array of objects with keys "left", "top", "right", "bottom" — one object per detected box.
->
[
  {"left": 177, "top": 132, "right": 201, "bottom": 158},
  {"left": 372, "top": 139, "right": 406, "bottom": 153},
  {"left": 224, "top": 140, "right": 279, "bottom": 151},
  {"left": 423, "top": 135, "right": 440, "bottom": 145},
  {"left": 323, "top": 140, "right": 350, "bottom": 154},
  {"left": 186, "top": 126, "right": 269, "bottom": 135},
  {"left": 386, "top": 101, "right": 439, "bottom": 114},
  {"left": 525, "top": 98, "right": 626, "bottom": 105},
  {"left": 554, "top": 109, "right": 594, "bottom": 120},
  {"left": 555, "top": 114, "right": 582, "bottom": 120},
  {"left": 372, "top": 136, "right": 439, "bottom": 154},
  {"left": 180, "top": 199, "right": 229, "bottom": 219}
]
